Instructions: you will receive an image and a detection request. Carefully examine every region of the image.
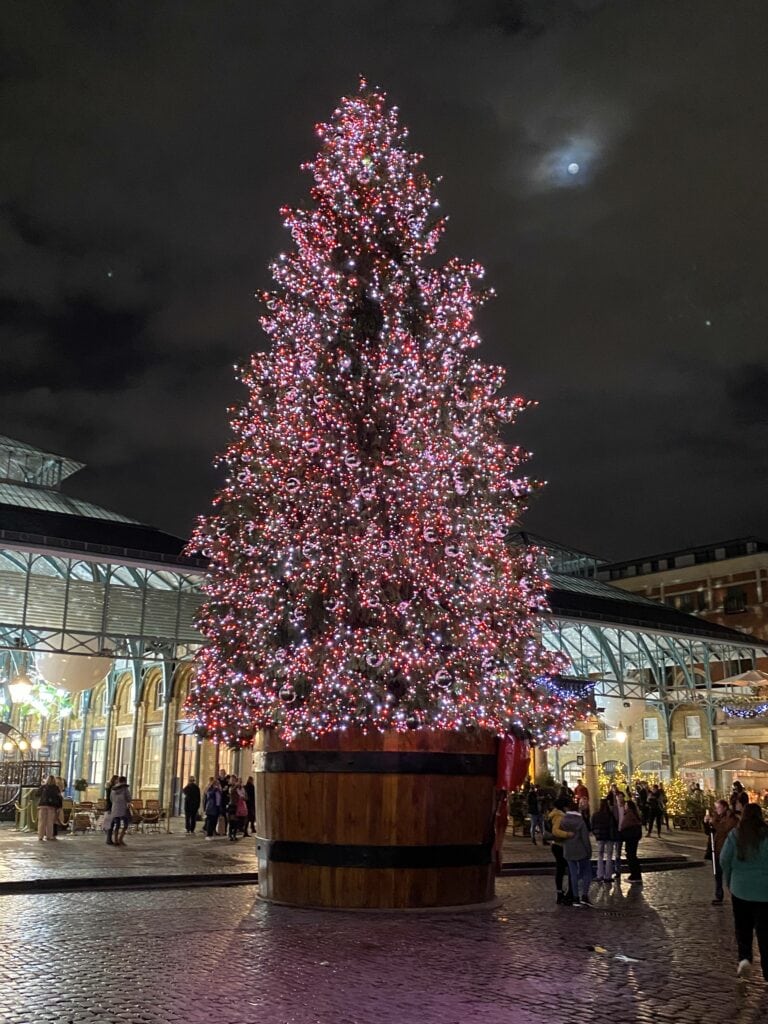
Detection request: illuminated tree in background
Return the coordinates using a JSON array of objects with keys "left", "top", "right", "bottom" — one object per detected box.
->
[{"left": 188, "top": 81, "right": 582, "bottom": 745}]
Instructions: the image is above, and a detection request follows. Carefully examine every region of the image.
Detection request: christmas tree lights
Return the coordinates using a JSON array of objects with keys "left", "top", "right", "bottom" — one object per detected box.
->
[{"left": 187, "top": 80, "right": 582, "bottom": 745}]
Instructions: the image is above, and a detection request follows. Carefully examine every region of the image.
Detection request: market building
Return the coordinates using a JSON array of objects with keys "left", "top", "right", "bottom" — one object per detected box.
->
[
  {"left": 0, "top": 437, "right": 764, "bottom": 816},
  {"left": 0, "top": 435, "right": 214, "bottom": 814},
  {"left": 596, "top": 538, "right": 768, "bottom": 787}
]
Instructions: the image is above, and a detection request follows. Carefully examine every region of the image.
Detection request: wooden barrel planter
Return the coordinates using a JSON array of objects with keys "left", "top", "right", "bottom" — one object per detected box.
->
[{"left": 253, "top": 727, "right": 498, "bottom": 909}]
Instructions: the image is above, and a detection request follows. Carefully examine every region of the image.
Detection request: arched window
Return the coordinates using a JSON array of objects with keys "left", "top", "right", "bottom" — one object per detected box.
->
[
  {"left": 638, "top": 759, "right": 663, "bottom": 772},
  {"left": 560, "top": 761, "right": 582, "bottom": 788}
]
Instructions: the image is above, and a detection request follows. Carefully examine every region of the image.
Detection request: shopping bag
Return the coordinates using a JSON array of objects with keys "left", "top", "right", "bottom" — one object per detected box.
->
[{"left": 101, "top": 811, "right": 113, "bottom": 832}]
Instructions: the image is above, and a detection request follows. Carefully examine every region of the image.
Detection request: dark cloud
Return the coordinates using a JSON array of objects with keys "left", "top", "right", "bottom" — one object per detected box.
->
[
  {"left": 2, "top": 0, "right": 767, "bottom": 558},
  {"left": 727, "top": 363, "right": 768, "bottom": 426}
]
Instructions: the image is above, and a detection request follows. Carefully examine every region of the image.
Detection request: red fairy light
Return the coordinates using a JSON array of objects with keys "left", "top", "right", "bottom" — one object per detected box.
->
[{"left": 186, "top": 83, "right": 577, "bottom": 745}]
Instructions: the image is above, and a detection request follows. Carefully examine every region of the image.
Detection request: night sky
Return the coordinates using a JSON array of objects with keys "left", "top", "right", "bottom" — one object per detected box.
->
[{"left": 3, "top": 1, "right": 767, "bottom": 561}]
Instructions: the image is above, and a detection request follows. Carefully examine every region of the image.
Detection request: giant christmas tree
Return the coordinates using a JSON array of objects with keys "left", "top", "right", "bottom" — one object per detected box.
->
[{"left": 188, "top": 81, "right": 581, "bottom": 747}]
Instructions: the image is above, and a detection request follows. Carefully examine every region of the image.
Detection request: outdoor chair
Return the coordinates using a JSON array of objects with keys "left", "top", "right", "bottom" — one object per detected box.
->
[
  {"left": 71, "top": 812, "right": 93, "bottom": 835},
  {"left": 140, "top": 799, "right": 162, "bottom": 833},
  {"left": 59, "top": 800, "right": 74, "bottom": 831},
  {"left": 125, "top": 799, "right": 143, "bottom": 833}
]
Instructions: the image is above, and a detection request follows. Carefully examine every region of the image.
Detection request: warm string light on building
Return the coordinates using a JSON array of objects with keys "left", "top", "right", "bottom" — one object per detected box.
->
[{"left": 186, "top": 80, "right": 583, "bottom": 745}]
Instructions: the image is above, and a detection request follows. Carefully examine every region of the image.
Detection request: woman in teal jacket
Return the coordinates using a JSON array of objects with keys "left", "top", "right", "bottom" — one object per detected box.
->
[{"left": 720, "top": 803, "right": 768, "bottom": 980}]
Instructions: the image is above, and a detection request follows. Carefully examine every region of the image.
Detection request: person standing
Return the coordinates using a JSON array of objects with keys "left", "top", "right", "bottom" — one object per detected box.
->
[
  {"left": 244, "top": 775, "right": 256, "bottom": 836},
  {"left": 108, "top": 776, "right": 132, "bottom": 847},
  {"left": 547, "top": 797, "right": 573, "bottom": 905},
  {"left": 218, "top": 771, "right": 230, "bottom": 836},
  {"left": 619, "top": 798, "right": 644, "bottom": 884},
  {"left": 636, "top": 784, "right": 650, "bottom": 832},
  {"left": 720, "top": 803, "right": 768, "bottom": 980},
  {"left": 558, "top": 779, "right": 573, "bottom": 803},
  {"left": 37, "top": 775, "right": 62, "bottom": 842},
  {"left": 730, "top": 781, "right": 749, "bottom": 814},
  {"left": 591, "top": 797, "right": 618, "bottom": 884},
  {"left": 182, "top": 776, "right": 201, "bottom": 835},
  {"left": 228, "top": 778, "right": 248, "bottom": 841},
  {"left": 527, "top": 785, "right": 544, "bottom": 845},
  {"left": 705, "top": 799, "right": 738, "bottom": 905},
  {"left": 203, "top": 779, "right": 222, "bottom": 839},
  {"left": 573, "top": 778, "right": 589, "bottom": 807},
  {"left": 647, "top": 785, "right": 664, "bottom": 838},
  {"left": 608, "top": 788, "right": 625, "bottom": 878},
  {"left": 105, "top": 774, "right": 118, "bottom": 810},
  {"left": 560, "top": 803, "right": 593, "bottom": 907}
]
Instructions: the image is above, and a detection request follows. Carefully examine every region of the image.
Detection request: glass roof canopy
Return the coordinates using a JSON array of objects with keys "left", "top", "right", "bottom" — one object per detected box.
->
[
  {"left": 0, "top": 435, "right": 84, "bottom": 490},
  {"left": 0, "top": 436, "right": 200, "bottom": 661},
  {"left": 0, "top": 546, "right": 204, "bottom": 662},
  {"left": 0, "top": 449, "right": 760, "bottom": 702},
  {"left": 542, "top": 560, "right": 764, "bottom": 710}
]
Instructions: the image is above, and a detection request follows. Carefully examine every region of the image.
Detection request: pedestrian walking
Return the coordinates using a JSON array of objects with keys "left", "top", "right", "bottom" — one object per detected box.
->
[
  {"left": 658, "top": 782, "right": 671, "bottom": 831},
  {"left": 560, "top": 803, "right": 593, "bottom": 907},
  {"left": 547, "top": 796, "right": 573, "bottom": 905},
  {"left": 37, "top": 775, "right": 62, "bottom": 842},
  {"left": 203, "top": 779, "right": 222, "bottom": 839},
  {"left": 527, "top": 785, "right": 545, "bottom": 845},
  {"left": 720, "top": 803, "right": 768, "bottom": 980},
  {"left": 107, "top": 776, "right": 132, "bottom": 846},
  {"left": 245, "top": 775, "right": 256, "bottom": 835},
  {"left": 619, "top": 798, "right": 644, "bottom": 884},
  {"left": 182, "top": 776, "right": 201, "bottom": 834},
  {"left": 591, "top": 797, "right": 619, "bottom": 883},
  {"left": 705, "top": 799, "right": 738, "bottom": 904}
]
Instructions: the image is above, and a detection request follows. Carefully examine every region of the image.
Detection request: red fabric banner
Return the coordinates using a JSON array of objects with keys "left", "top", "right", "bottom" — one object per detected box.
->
[{"left": 497, "top": 734, "right": 530, "bottom": 791}]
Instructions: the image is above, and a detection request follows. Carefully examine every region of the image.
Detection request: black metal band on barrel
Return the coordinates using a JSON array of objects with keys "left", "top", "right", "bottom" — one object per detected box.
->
[
  {"left": 256, "top": 838, "right": 493, "bottom": 869},
  {"left": 252, "top": 750, "right": 497, "bottom": 775}
]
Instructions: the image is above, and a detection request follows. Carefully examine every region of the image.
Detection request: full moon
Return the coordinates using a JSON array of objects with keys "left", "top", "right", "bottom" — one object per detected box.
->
[{"left": 567, "top": 162, "right": 580, "bottom": 175}]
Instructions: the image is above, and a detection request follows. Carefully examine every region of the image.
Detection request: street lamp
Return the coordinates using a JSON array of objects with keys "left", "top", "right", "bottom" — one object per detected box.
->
[
  {"left": 7, "top": 670, "right": 33, "bottom": 705},
  {"left": 614, "top": 720, "right": 633, "bottom": 777}
]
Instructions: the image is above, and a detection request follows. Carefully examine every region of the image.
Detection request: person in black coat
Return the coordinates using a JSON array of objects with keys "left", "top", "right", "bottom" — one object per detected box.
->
[
  {"left": 38, "top": 775, "right": 63, "bottom": 842},
  {"left": 182, "top": 776, "right": 201, "bottom": 834},
  {"left": 244, "top": 776, "right": 256, "bottom": 836}
]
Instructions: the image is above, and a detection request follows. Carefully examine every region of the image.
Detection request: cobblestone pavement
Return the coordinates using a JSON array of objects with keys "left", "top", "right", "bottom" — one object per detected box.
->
[
  {"left": 0, "top": 821, "right": 700, "bottom": 886},
  {"left": 2, "top": 867, "right": 766, "bottom": 1023},
  {"left": 0, "top": 822, "right": 257, "bottom": 883}
]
